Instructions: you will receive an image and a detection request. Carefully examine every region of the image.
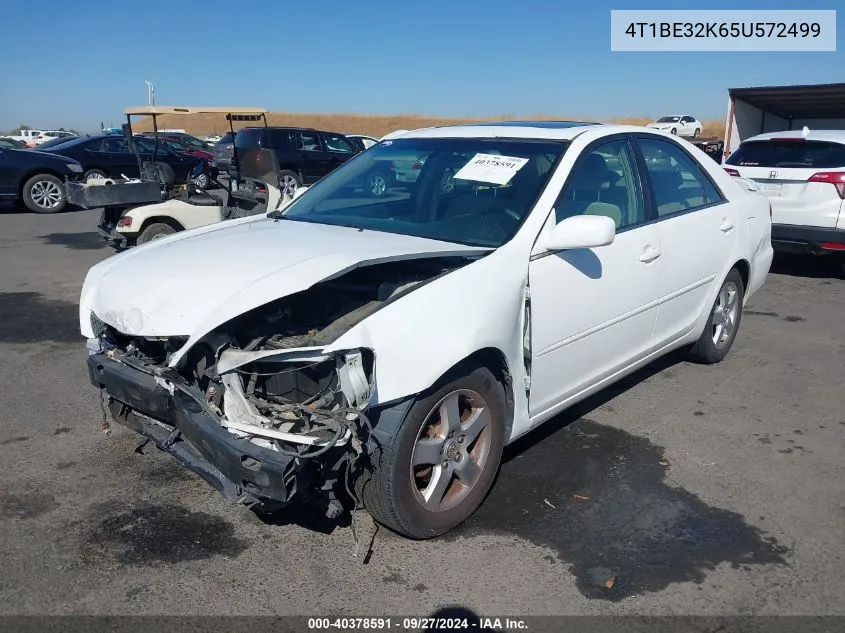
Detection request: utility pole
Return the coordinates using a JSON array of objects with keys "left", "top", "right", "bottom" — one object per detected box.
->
[{"left": 144, "top": 81, "right": 156, "bottom": 106}]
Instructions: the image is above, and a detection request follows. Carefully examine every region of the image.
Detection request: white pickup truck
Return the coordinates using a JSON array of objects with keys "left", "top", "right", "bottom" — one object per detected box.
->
[{"left": 9, "top": 129, "right": 45, "bottom": 147}]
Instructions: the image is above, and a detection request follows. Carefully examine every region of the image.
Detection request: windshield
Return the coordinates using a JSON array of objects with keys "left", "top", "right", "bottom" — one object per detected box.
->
[
  {"left": 657, "top": 116, "right": 681, "bottom": 123},
  {"left": 276, "top": 137, "right": 566, "bottom": 248},
  {"left": 725, "top": 139, "right": 845, "bottom": 168}
]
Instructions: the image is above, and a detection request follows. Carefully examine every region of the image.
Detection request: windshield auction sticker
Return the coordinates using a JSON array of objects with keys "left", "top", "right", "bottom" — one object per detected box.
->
[{"left": 454, "top": 153, "right": 530, "bottom": 186}]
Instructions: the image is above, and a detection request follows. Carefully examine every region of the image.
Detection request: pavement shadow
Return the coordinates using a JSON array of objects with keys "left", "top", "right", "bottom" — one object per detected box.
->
[
  {"left": 38, "top": 232, "right": 106, "bottom": 250},
  {"left": 443, "top": 351, "right": 790, "bottom": 601},
  {"left": 0, "top": 291, "right": 81, "bottom": 343}
]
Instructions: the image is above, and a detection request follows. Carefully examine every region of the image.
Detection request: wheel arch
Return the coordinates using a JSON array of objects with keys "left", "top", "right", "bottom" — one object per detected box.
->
[
  {"left": 18, "top": 168, "right": 65, "bottom": 199},
  {"left": 138, "top": 215, "right": 185, "bottom": 234},
  {"left": 383, "top": 346, "right": 516, "bottom": 441},
  {"left": 731, "top": 258, "right": 750, "bottom": 297}
]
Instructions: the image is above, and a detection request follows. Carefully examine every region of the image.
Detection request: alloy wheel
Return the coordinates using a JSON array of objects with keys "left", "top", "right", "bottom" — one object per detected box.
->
[{"left": 410, "top": 389, "right": 492, "bottom": 513}]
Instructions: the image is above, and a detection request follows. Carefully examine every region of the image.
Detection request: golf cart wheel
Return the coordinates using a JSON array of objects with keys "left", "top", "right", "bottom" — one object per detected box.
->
[
  {"left": 686, "top": 268, "right": 744, "bottom": 364},
  {"left": 358, "top": 365, "right": 506, "bottom": 539},
  {"left": 278, "top": 170, "right": 302, "bottom": 198},
  {"left": 22, "top": 173, "right": 66, "bottom": 214},
  {"left": 84, "top": 169, "right": 108, "bottom": 182},
  {"left": 366, "top": 170, "right": 390, "bottom": 197},
  {"left": 191, "top": 172, "right": 210, "bottom": 190},
  {"left": 136, "top": 222, "right": 177, "bottom": 245}
]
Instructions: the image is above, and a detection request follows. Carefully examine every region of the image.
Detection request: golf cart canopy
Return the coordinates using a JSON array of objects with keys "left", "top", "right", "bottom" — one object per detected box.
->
[{"left": 124, "top": 106, "right": 269, "bottom": 121}]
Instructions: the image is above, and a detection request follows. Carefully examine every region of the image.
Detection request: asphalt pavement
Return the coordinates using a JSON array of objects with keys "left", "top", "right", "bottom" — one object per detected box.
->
[{"left": 0, "top": 205, "right": 843, "bottom": 617}]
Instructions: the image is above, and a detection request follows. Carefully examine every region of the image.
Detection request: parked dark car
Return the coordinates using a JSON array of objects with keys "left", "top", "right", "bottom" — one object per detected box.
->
[
  {"left": 232, "top": 126, "right": 363, "bottom": 197},
  {"left": 35, "top": 135, "right": 93, "bottom": 150},
  {"left": 0, "top": 137, "right": 29, "bottom": 149},
  {"left": 214, "top": 132, "right": 235, "bottom": 170},
  {"left": 139, "top": 131, "right": 214, "bottom": 151},
  {"left": 0, "top": 147, "right": 83, "bottom": 212},
  {"left": 42, "top": 134, "right": 209, "bottom": 184}
]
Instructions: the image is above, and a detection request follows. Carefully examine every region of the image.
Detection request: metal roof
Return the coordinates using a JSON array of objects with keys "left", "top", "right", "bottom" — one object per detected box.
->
[
  {"left": 123, "top": 106, "right": 269, "bottom": 116},
  {"left": 728, "top": 83, "right": 845, "bottom": 120}
]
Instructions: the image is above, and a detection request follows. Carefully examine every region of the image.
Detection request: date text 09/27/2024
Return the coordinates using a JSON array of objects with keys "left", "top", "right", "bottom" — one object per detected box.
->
[{"left": 307, "top": 616, "right": 528, "bottom": 630}]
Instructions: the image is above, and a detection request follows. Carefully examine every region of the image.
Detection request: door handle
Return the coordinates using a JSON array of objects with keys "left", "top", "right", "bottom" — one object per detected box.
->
[
  {"left": 720, "top": 218, "right": 735, "bottom": 232},
  {"left": 639, "top": 246, "right": 661, "bottom": 263}
]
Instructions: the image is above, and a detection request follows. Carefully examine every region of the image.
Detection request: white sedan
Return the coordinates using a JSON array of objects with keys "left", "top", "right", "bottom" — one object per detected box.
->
[
  {"left": 647, "top": 115, "right": 703, "bottom": 138},
  {"left": 79, "top": 122, "right": 773, "bottom": 539}
]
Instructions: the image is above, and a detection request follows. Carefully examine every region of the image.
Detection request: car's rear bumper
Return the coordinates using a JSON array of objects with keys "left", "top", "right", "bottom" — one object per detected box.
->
[
  {"left": 771, "top": 224, "right": 845, "bottom": 255},
  {"left": 87, "top": 352, "right": 310, "bottom": 508}
]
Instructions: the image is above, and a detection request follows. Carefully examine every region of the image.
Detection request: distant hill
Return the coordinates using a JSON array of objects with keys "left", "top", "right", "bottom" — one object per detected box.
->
[{"left": 129, "top": 111, "right": 724, "bottom": 139}]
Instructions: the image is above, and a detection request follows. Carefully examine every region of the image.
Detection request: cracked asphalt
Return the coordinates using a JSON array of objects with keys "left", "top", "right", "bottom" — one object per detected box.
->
[{"left": 0, "top": 206, "right": 843, "bottom": 616}]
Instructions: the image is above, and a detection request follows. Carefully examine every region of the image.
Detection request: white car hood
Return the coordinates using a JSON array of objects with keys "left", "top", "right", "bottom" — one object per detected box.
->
[{"left": 79, "top": 215, "right": 487, "bottom": 346}]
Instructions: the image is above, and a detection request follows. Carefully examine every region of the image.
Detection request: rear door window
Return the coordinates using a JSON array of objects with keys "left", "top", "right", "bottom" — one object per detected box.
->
[
  {"left": 268, "top": 129, "right": 291, "bottom": 151},
  {"left": 726, "top": 140, "right": 845, "bottom": 168},
  {"left": 294, "top": 131, "right": 322, "bottom": 152},
  {"left": 322, "top": 133, "right": 356, "bottom": 154}
]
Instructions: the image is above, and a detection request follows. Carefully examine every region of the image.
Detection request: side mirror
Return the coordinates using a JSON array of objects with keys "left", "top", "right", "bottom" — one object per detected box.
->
[
  {"left": 543, "top": 214, "right": 616, "bottom": 252},
  {"left": 292, "top": 186, "right": 309, "bottom": 200}
]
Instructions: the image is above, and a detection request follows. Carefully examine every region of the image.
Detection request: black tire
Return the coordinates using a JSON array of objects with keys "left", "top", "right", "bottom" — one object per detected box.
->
[
  {"left": 670, "top": 127, "right": 678, "bottom": 135},
  {"left": 357, "top": 365, "right": 506, "bottom": 539},
  {"left": 693, "top": 127, "right": 701, "bottom": 138},
  {"left": 21, "top": 173, "right": 66, "bottom": 214},
  {"left": 83, "top": 169, "right": 108, "bottom": 181},
  {"left": 136, "top": 222, "right": 177, "bottom": 245},
  {"left": 686, "top": 268, "right": 745, "bottom": 364}
]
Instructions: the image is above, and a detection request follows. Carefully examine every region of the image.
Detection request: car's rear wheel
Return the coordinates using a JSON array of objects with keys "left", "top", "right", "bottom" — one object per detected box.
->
[
  {"left": 84, "top": 169, "right": 108, "bottom": 182},
  {"left": 22, "top": 174, "right": 66, "bottom": 213},
  {"left": 686, "top": 268, "right": 744, "bottom": 364},
  {"left": 358, "top": 366, "right": 506, "bottom": 539},
  {"left": 136, "top": 222, "right": 177, "bottom": 245},
  {"left": 366, "top": 171, "right": 390, "bottom": 197}
]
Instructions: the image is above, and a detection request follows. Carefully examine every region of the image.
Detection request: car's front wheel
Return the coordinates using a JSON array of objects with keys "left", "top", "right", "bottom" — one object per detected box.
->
[
  {"left": 22, "top": 174, "right": 67, "bottom": 213},
  {"left": 693, "top": 127, "right": 701, "bottom": 138},
  {"left": 358, "top": 365, "right": 506, "bottom": 539},
  {"left": 686, "top": 268, "right": 744, "bottom": 364}
]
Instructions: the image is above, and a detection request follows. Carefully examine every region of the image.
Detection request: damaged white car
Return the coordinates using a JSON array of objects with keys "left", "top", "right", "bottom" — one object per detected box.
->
[{"left": 80, "top": 121, "right": 773, "bottom": 539}]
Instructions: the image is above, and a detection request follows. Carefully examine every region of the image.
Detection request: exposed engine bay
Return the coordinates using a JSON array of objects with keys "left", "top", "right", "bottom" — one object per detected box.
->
[{"left": 88, "top": 255, "right": 478, "bottom": 517}]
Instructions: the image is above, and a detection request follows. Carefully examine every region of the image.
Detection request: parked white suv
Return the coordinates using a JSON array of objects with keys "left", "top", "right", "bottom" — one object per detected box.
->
[{"left": 724, "top": 129, "right": 845, "bottom": 270}]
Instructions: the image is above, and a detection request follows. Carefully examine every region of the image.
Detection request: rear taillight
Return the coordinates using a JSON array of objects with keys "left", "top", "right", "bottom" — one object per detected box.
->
[
  {"left": 412, "top": 161, "right": 424, "bottom": 170},
  {"left": 118, "top": 216, "right": 132, "bottom": 227},
  {"left": 808, "top": 171, "right": 845, "bottom": 199},
  {"left": 820, "top": 241, "right": 845, "bottom": 251},
  {"left": 724, "top": 167, "right": 740, "bottom": 177}
]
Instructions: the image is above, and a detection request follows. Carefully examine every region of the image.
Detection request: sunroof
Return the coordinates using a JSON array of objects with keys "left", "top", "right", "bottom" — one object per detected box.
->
[{"left": 467, "top": 120, "right": 602, "bottom": 129}]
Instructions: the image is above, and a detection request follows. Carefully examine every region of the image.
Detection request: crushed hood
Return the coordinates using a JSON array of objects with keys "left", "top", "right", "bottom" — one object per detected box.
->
[{"left": 79, "top": 215, "right": 486, "bottom": 355}]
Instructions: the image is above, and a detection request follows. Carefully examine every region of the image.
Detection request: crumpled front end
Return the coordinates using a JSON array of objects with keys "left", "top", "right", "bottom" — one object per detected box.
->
[{"left": 84, "top": 255, "right": 474, "bottom": 514}]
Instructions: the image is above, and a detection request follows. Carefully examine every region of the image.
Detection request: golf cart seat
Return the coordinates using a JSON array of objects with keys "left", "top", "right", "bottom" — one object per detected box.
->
[{"left": 141, "top": 161, "right": 177, "bottom": 186}]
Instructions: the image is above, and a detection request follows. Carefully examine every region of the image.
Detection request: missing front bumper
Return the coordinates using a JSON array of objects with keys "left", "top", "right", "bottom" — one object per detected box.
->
[{"left": 87, "top": 353, "right": 314, "bottom": 507}]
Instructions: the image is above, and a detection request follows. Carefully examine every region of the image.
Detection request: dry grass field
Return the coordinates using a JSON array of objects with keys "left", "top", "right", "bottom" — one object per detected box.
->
[{"left": 133, "top": 111, "right": 725, "bottom": 139}]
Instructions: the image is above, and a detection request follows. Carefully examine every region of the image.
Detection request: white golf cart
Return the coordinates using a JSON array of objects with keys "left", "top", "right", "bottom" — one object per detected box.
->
[{"left": 71, "top": 106, "right": 278, "bottom": 249}]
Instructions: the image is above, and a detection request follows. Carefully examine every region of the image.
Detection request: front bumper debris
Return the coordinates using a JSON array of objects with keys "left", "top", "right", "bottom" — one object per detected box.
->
[{"left": 87, "top": 352, "right": 313, "bottom": 507}]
